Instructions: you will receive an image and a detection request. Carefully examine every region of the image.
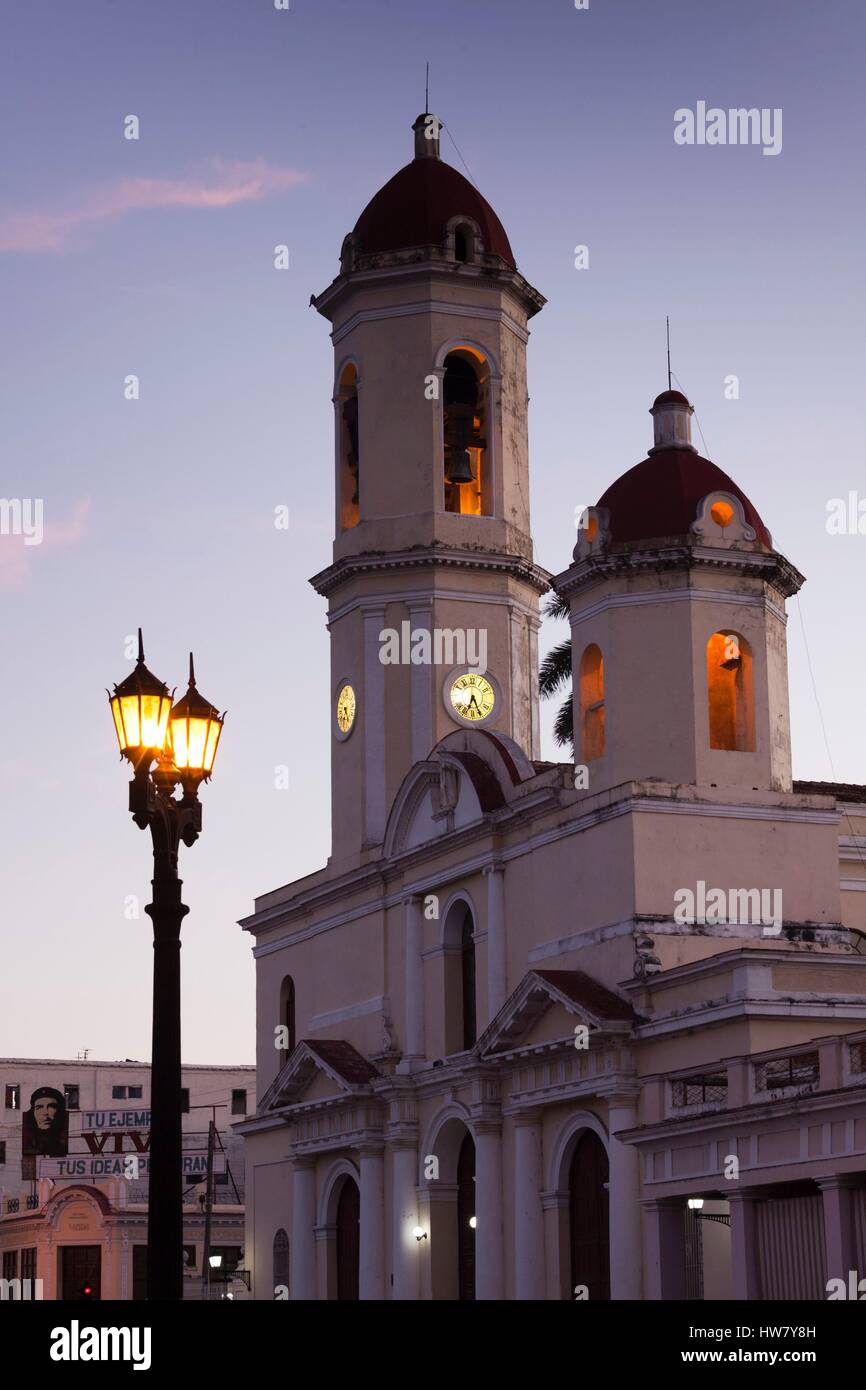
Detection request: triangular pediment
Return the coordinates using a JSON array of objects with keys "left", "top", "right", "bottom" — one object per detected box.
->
[
  {"left": 258, "top": 1039, "right": 380, "bottom": 1112},
  {"left": 477, "top": 969, "right": 638, "bottom": 1058}
]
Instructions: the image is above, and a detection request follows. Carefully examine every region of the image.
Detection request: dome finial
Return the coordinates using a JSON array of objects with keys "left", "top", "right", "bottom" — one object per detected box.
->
[
  {"left": 649, "top": 386, "right": 696, "bottom": 454},
  {"left": 413, "top": 110, "right": 441, "bottom": 161}
]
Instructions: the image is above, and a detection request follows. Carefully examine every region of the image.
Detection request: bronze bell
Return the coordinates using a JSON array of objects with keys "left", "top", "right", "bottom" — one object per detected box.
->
[{"left": 446, "top": 446, "right": 475, "bottom": 485}]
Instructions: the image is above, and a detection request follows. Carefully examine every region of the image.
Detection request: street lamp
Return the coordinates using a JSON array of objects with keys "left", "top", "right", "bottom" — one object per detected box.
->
[{"left": 108, "top": 630, "right": 224, "bottom": 1301}]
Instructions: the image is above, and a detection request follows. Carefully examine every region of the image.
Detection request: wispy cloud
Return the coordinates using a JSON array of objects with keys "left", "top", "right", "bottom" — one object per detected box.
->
[
  {"left": 0, "top": 158, "right": 308, "bottom": 253},
  {"left": 0, "top": 499, "right": 90, "bottom": 591}
]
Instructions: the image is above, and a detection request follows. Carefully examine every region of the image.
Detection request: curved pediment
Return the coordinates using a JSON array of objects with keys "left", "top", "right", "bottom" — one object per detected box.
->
[{"left": 383, "top": 729, "right": 534, "bottom": 858}]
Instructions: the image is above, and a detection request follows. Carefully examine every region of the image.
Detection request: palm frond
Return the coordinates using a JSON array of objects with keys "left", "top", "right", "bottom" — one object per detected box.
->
[
  {"left": 539, "top": 640, "right": 573, "bottom": 698},
  {"left": 553, "top": 694, "right": 574, "bottom": 750}
]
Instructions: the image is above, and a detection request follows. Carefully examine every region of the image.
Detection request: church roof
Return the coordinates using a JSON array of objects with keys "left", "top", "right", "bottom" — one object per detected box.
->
[
  {"left": 304, "top": 1040, "right": 380, "bottom": 1085},
  {"left": 598, "top": 447, "right": 772, "bottom": 548},
  {"left": 353, "top": 154, "right": 515, "bottom": 268}
]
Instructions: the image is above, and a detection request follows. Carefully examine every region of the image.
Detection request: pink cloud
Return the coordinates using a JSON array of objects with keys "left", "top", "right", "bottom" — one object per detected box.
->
[
  {"left": 0, "top": 498, "right": 90, "bottom": 591},
  {"left": 0, "top": 159, "right": 308, "bottom": 252}
]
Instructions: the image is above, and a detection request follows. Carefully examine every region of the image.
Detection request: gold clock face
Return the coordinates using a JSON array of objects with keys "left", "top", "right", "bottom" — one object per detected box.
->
[
  {"left": 449, "top": 672, "right": 495, "bottom": 723},
  {"left": 336, "top": 683, "right": 356, "bottom": 735}
]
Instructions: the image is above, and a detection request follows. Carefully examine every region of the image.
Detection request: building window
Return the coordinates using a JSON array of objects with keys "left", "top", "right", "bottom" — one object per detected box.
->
[
  {"left": 5, "top": 1084, "right": 20, "bottom": 1110},
  {"left": 850, "top": 1041, "right": 866, "bottom": 1075},
  {"left": 579, "top": 644, "right": 605, "bottom": 761},
  {"left": 180, "top": 1089, "right": 190, "bottom": 1114},
  {"left": 2, "top": 1251, "right": 18, "bottom": 1281},
  {"left": 210, "top": 1245, "right": 242, "bottom": 1272},
  {"left": 231, "top": 1089, "right": 247, "bottom": 1116},
  {"left": 337, "top": 363, "right": 360, "bottom": 531},
  {"left": 755, "top": 1052, "right": 819, "bottom": 1093},
  {"left": 443, "top": 900, "right": 478, "bottom": 1055},
  {"left": 672, "top": 1072, "right": 728, "bottom": 1107},
  {"left": 20, "top": 1249, "right": 36, "bottom": 1283},
  {"left": 280, "top": 976, "right": 296, "bottom": 1055},
  {"left": 183, "top": 1245, "right": 197, "bottom": 1270},
  {"left": 111, "top": 1086, "right": 127, "bottom": 1100},
  {"left": 64, "top": 1085, "right": 80, "bottom": 1111},
  {"left": 707, "top": 631, "right": 755, "bottom": 751},
  {"left": 273, "top": 1228, "right": 290, "bottom": 1295},
  {"left": 0, "top": 1141, "right": 6, "bottom": 1164},
  {"left": 443, "top": 349, "right": 489, "bottom": 516},
  {"left": 128, "top": 1086, "right": 142, "bottom": 1100}
]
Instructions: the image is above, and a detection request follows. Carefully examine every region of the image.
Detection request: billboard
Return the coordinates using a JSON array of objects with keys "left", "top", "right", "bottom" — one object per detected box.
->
[{"left": 22, "top": 1086, "right": 69, "bottom": 1176}]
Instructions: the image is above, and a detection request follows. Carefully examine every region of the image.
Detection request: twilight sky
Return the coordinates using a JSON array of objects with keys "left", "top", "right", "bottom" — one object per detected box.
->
[{"left": 1, "top": 0, "right": 864, "bottom": 1065}]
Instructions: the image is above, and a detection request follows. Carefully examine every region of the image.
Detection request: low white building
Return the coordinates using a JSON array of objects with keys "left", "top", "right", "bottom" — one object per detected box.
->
[{"left": 0, "top": 1057, "right": 255, "bottom": 1299}]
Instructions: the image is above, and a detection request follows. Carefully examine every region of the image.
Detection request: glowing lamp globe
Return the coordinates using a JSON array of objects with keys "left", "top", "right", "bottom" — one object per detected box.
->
[
  {"left": 109, "top": 630, "right": 172, "bottom": 767},
  {"left": 169, "top": 655, "right": 224, "bottom": 783}
]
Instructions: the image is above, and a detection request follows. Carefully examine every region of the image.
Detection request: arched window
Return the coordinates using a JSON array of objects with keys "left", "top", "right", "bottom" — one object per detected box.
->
[
  {"left": 443, "top": 900, "right": 477, "bottom": 1054},
  {"left": 272, "top": 1229, "right": 289, "bottom": 1297},
  {"left": 579, "top": 644, "right": 605, "bottom": 761},
  {"left": 337, "top": 363, "right": 359, "bottom": 531},
  {"left": 442, "top": 349, "right": 489, "bottom": 516},
  {"left": 707, "top": 631, "right": 755, "bottom": 751},
  {"left": 279, "top": 976, "right": 296, "bottom": 1054},
  {"left": 461, "top": 910, "right": 477, "bottom": 1051}
]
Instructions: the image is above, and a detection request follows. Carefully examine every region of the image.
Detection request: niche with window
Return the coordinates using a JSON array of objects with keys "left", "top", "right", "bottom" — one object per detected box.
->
[
  {"left": 279, "top": 975, "right": 296, "bottom": 1055},
  {"left": 579, "top": 644, "right": 605, "bottom": 761},
  {"left": 337, "top": 363, "right": 360, "bottom": 531},
  {"left": 453, "top": 222, "right": 475, "bottom": 264},
  {"left": 442, "top": 349, "right": 490, "bottom": 516},
  {"left": 707, "top": 631, "right": 755, "bottom": 751}
]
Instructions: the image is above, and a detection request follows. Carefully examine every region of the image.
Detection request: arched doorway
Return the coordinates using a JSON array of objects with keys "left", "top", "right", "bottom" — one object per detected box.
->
[
  {"left": 456, "top": 1132, "right": 476, "bottom": 1301},
  {"left": 569, "top": 1131, "right": 610, "bottom": 1300},
  {"left": 336, "top": 1177, "right": 360, "bottom": 1301}
]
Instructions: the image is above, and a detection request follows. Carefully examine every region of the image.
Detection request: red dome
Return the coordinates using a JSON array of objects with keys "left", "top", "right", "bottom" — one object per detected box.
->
[
  {"left": 352, "top": 157, "right": 516, "bottom": 269},
  {"left": 597, "top": 449, "right": 771, "bottom": 547},
  {"left": 651, "top": 389, "right": 689, "bottom": 408}
]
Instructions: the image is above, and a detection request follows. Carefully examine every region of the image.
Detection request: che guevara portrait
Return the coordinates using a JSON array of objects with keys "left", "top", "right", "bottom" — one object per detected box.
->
[{"left": 22, "top": 1086, "right": 69, "bottom": 1158}]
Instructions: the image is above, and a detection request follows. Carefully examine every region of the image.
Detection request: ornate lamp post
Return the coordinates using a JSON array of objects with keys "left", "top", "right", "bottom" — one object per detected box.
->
[{"left": 108, "top": 631, "right": 224, "bottom": 1300}]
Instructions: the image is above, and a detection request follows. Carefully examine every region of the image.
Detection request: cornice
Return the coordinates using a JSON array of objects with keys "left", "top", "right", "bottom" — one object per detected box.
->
[
  {"left": 555, "top": 542, "right": 805, "bottom": 603},
  {"left": 310, "top": 545, "right": 552, "bottom": 600}
]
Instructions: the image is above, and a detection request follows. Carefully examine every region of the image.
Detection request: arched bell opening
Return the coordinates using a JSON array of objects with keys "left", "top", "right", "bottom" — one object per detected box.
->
[
  {"left": 336, "top": 362, "right": 360, "bottom": 531},
  {"left": 442, "top": 348, "right": 490, "bottom": 516}
]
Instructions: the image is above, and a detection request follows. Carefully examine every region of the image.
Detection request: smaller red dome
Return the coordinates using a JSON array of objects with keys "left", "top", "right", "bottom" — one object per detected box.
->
[
  {"left": 598, "top": 449, "right": 771, "bottom": 548},
  {"left": 651, "top": 389, "right": 689, "bottom": 408}
]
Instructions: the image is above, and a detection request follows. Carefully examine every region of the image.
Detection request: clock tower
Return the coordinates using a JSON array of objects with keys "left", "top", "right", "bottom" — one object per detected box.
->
[{"left": 310, "top": 114, "right": 549, "bottom": 866}]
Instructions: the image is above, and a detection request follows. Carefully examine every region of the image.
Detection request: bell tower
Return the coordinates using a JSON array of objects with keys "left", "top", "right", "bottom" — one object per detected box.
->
[
  {"left": 310, "top": 113, "right": 549, "bottom": 866},
  {"left": 556, "top": 389, "right": 804, "bottom": 798}
]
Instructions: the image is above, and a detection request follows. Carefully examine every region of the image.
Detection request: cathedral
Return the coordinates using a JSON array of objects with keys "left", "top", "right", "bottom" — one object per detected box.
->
[{"left": 237, "top": 113, "right": 866, "bottom": 1300}]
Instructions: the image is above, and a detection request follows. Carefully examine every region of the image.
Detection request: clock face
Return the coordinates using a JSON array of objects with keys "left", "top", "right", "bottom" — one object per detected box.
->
[
  {"left": 449, "top": 672, "right": 495, "bottom": 723},
  {"left": 336, "top": 683, "right": 356, "bottom": 735}
]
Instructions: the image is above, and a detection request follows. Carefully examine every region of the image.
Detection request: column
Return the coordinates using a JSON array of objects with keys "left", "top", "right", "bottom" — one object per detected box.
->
[
  {"left": 391, "top": 1139, "right": 420, "bottom": 1300},
  {"left": 404, "top": 895, "right": 425, "bottom": 1062},
  {"left": 291, "top": 1158, "right": 317, "bottom": 1300},
  {"left": 363, "top": 606, "right": 387, "bottom": 843},
  {"left": 474, "top": 1120, "right": 504, "bottom": 1300},
  {"left": 728, "top": 1191, "right": 762, "bottom": 1300},
  {"left": 607, "top": 1098, "right": 642, "bottom": 1299},
  {"left": 642, "top": 1198, "right": 687, "bottom": 1300},
  {"left": 484, "top": 862, "right": 507, "bottom": 1021},
  {"left": 513, "top": 1109, "right": 545, "bottom": 1299},
  {"left": 359, "top": 1144, "right": 385, "bottom": 1300},
  {"left": 818, "top": 1177, "right": 856, "bottom": 1285}
]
